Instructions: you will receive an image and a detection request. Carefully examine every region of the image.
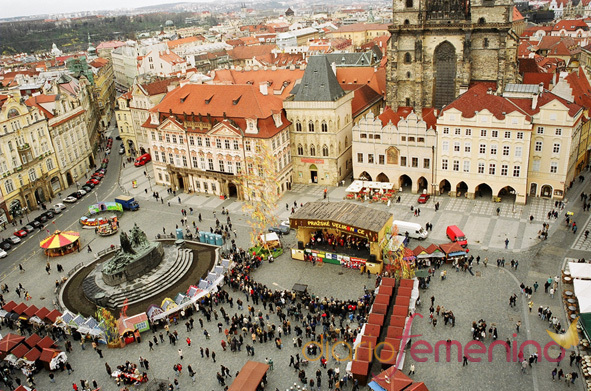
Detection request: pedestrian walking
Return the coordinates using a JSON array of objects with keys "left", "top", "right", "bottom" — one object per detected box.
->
[
  {"left": 505, "top": 238, "right": 509, "bottom": 249},
  {"left": 409, "top": 364, "right": 415, "bottom": 375},
  {"left": 87, "top": 245, "right": 92, "bottom": 253},
  {"left": 462, "top": 355, "right": 468, "bottom": 366},
  {"left": 212, "top": 351, "right": 216, "bottom": 362},
  {"left": 178, "top": 348, "right": 183, "bottom": 360}
]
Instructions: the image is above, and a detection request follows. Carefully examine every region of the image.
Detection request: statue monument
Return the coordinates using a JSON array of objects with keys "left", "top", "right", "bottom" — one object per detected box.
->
[{"left": 101, "top": 224, "right": 164, "bottom": 285}]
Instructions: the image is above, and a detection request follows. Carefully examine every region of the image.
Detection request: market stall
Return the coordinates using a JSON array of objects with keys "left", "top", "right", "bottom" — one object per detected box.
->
[
  {"left": 39, "top": 231, "right": 80, "bottom": 257},
  {"left": 228, "top": 361, "right": 269, "bottom": 391},
  {"left": 290, "top": 202, "right": 393, "bottom": 273},
  {"left": 97, "top": 218, "right": 119, "bottom": 236},
  {"left": 345, "top": 181, "right": 396, "bottom": 203}
]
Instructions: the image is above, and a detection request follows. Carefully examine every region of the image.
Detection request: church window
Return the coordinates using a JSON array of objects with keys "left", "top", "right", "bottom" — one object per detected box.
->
[
  {"left": 407, "top": 72, "right": 411, "bottom": 78},
  {"left": 322, "top": 145, "right": 329, "bottom": 156},
  {"left": 321, "top": 121, "right": 328, "bottom": 132},
  {"left": 404, "top": 52, "right": 412, "bottom": 63},
  {"left": 406, "top": 98, "right": 411, "bottom": 106},
  {"left": 310, "top": 145, "right": 316, "bottom": 156},
  {"left": 296, "top": 121, "right": 302, "bottom": 132},
  {"left": 297, "top": 144, "right": 303, "bottom": 155},
  {"left": 406, "top": 0, "right": 413, "bottom": 7},
  {"left": 404, "top": 19, "right": 410, "bottom": 25},
  {"left": 308, "top": 121, "right": 315, "bottom": 132},
  {"left": 478, "top": 18, "right": 486, "bottom": 24},
  {"left": 484, "top": 38, "right": 489, "bottom": 48}
]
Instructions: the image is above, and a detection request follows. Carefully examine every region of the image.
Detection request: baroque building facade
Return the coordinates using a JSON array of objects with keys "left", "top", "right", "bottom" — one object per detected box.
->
[{"left": 386, "top": 0, "right": 519, "bottom": 112}]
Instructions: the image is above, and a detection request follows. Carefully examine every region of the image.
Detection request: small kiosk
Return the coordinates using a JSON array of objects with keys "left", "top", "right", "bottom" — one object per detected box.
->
[{"left": 289, "top": 202, "right": 393, "bottom": 274}]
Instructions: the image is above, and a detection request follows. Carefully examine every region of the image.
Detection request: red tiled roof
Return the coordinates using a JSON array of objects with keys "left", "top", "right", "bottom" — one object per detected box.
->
[
  {"left": 228, "top": 45, "right": 274, "bottom": 60},
  {"left": 336, "top": 67, "right": 387, "bottom": 96},
  {"left": 513, "top": 6, "right": 525, "bottom": 21},
  {"left": 537, "top": 36, "right": 581, "bottom": 56},
  {"left": 564, "top": 67, "right": 591, "bottom": 109},
  {"left": 166, "top": 36, "right": 199, "bottom": 48},
  {"left": 378, "top": 106, "right": 437, "bottom": 129},
  {"left": 152, "top": 84, "right": 284, "bottom": 119},
  {"left": 341, "top": 84, "right": 383, "bottom": 117},
  {"left": 442, "top": 84, "right": 532, "bottom": 121},
  {"left": 212, "top": 68, "right": 305, "bottom": 100},
  {"left": 159, "top": 51, "right": 185, "bottom": 65},
  {"left": 508, "top": 89, "right": 582, "bottom": 117},
  {"left": 519, "top": 57, "right": 543, "bottom": 73},
  {"left": 50, "top": 109, "right": 86, "bottom": 128},
  {"left": 553, "top": 19, "right": 589, "bottom": 31},
  {"left": 96, "top": 40, "right": 126, "bottom": 50},
  {"left": 141, "top": 78, "right": 179, "bottom": 96},
  {"left": 523, "top": 72, "right": 554, "bottom": 89},
  {"left": 89, "top": 58, "right": 109, "bottom": 68}
]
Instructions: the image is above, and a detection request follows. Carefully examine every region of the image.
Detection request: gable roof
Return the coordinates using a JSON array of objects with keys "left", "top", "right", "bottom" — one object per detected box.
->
[
  {"left": 341, "top": 84, "right": 383, "bottom": 117},
  {"left": 292, "top": 55, "right": 345, "bottom": 102},
  {"left": 336, "top": 66, "right": 386, "bottom": 96},
  {"left": 553, "top": 19, "right": 589, "bottom": 31},
  {"left": 563, "top": 68, "right": 591, "bottom": 109},
  {"left": 332, "top": 23, "right": 389, "bottom": 33},
  {"left": 523, "top": 73, "right": 554, "bottom": 89},
  {"left": 442, "top": 84, "right": 532, "bottom": 121},
  {"left": 513, "top": 6, "right": 525, "bottom": 21},
  {"left": 227, "top": 45, "right": 274, "bottom": 60},
  {"left": 166, "top": 36, "right": 199, "bottom": 48},
  {"left": 152, "top": 83, "right": 284, "bottom": 119},
  {"left": 212, "top": 68, "right": 305, "bottom": 100}
]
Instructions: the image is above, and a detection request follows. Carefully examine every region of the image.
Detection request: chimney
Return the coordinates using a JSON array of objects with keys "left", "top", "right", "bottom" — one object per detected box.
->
[
  {"left": 532, "top": 92, "right": 539, "bottom": 110},
  {"left": 487, "top": 88, "right": 492, "bottom": 94},
  {"left": 538, "top": 82, "right": 544, "bottom": 96},
  {"left": 259, "top": 81, "right": 268, "bottom": 95}
]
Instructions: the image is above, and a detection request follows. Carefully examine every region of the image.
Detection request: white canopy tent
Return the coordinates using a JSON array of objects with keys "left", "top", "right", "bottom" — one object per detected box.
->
[
  {"left": 569, "top": 262, "right": 591, "bottom": 280},
  {"left": 573, "top": 279, "right": 591, "bottom": 313}
]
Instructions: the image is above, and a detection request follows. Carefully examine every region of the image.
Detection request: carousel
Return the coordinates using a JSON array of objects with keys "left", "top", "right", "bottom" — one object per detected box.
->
[{"left": 39, "top": 231, "right": 80, "bottom": 257}]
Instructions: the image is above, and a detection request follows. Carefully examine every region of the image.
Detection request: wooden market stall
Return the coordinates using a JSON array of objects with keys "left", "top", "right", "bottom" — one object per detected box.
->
[
  {"left": 228, "top": 361, "right": 269, "bottom": 391},
  {"left": 289, "top": 202, "right": 393, "bottom": 273}
]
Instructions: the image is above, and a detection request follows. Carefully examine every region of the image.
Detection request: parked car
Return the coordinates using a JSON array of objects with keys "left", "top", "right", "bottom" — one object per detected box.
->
[
  {"left": 30, "top": 221, "right": 41, "bottom": 229},
  {"left": 23, "top": 225, "right": 34, "bottom": 233},
  {"left": 418, "top": 193, "right": 430, "bottom": 204},
  {"left": 93, "top": 172, "right": 105, "bottom": 178},
  {"left": 0, "top": 249, "right": 7, "bottom": 258},
  {"left": 14, "top": 229, "right": 28, "bottom": 237},
  {"left": 42, "top": 210, "right": 54, "bottom": 219},
  {"left": 53, "top": 203, "right": 66, "bottom": 213},
  {"left": 81, "top": 185, "right": 93, "bottom": 193},
  {"left": 35, "top": 215, "right": 47, "bottom": 223},
  {"left": 87, "top": 178, "right": 100, "bottom": 185},
  {"left": 90, "top": 175, "right": 102, "bottom": 181},
  {"left": 280, "top": 220, "right": 291, "bottom": 228},
  {"left": 268, "top": 225, "right": 290, "bottom": 235},
  {"left": 119, "top": 147, "right": 125, "bottom": 155},
  {"left": 8, "top": 236, "right": 21, "bottom": 244},
  {"left": 77, "top": 189, "right": 87, "bottom": 196},
  {"left": 84, "top": 182, "right": 96, "bottom": 189},
  {"left": 116, "top": 135, "right": 122, "bottom": 140},
  {"left": 63, "top": 195, "right": 78, "bottom": 203},
  {"left": 96, "top": 168, "right": 107, "bottom": 175},
  {"left": 0, "top": 240, "right": 11, "bottom": 251}
]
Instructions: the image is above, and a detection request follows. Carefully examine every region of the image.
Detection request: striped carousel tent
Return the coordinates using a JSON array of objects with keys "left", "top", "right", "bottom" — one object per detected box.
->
[{"left": 39, "top": 230, "right": 80, "bottom": 256}]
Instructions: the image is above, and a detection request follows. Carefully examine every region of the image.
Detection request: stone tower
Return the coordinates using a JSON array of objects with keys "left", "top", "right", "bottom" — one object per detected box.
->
[{"left": 386, "top": 0, "right": 519, "bottom": 113}]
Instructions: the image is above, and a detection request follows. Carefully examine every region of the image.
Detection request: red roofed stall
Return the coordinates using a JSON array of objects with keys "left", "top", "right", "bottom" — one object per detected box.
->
[{"left": 228, "top": 361, "right": 269, "bottom": 391}]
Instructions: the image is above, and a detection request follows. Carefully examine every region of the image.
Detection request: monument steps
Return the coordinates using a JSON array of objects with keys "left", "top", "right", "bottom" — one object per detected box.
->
[{"left": 105, "top": 248, "right": 194, "bottom": 308}]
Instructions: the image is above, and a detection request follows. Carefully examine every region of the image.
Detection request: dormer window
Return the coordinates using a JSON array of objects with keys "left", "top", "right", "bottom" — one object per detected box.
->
[{"left": 150, "top": 112, "right": 159, "bottom": 125}]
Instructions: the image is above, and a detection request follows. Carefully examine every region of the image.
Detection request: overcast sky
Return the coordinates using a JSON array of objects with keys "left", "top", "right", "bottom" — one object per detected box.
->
[{"left": 5, "top": 0, "right": 194, "bottom": 19}]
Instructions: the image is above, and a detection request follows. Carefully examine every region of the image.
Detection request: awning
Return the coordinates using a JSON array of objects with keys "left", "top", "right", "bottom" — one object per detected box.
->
[
  {"left": 569, "top": 262, "right": 591, "bottom": 279},
  {"left": 580, "top": 313, "right": 591, "bottom": 341},
  {"left": 228, "top": 361, "right": 269, "bottom": 391}
]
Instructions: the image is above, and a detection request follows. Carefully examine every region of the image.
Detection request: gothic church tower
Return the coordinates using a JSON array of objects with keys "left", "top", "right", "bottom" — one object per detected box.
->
[{"left": 386, "top": 0, "right": 519, "bottom": 113}]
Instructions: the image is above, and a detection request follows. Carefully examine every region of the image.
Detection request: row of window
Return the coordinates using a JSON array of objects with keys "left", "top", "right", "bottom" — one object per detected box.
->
[
  {"left": 357, "top": 153, "right": 431, "bottom": 169},
  {"left": 154, "top": 151, "right": 291, "bottom": 173},
  {"left": 152, "top": 133, "right": 286, "bottom": 152},
  {"left": 442, "top": 128, "right": 528, "bottom": 139},
  {"left": 295, "top": 121, "right": 329, "bottom": 132},
  {"left": 297, "top": 144, "right": 330, "bottom": 157},
  {"left": 441, "top": 141, "right": 560, "bottom": 155},
  {"left": 3, "top": 160, "right": 54, "bottom": 193},
  {"left": 441, "top": 159, "right": 523, "bottom": 176},
  {"left": 442, "top": 127, "right": 563, "bottom": 138}
]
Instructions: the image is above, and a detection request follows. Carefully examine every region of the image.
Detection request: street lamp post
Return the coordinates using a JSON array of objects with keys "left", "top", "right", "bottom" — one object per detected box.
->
[{"left": 146, "top": 173, "right": 153, "bottom": 192}]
